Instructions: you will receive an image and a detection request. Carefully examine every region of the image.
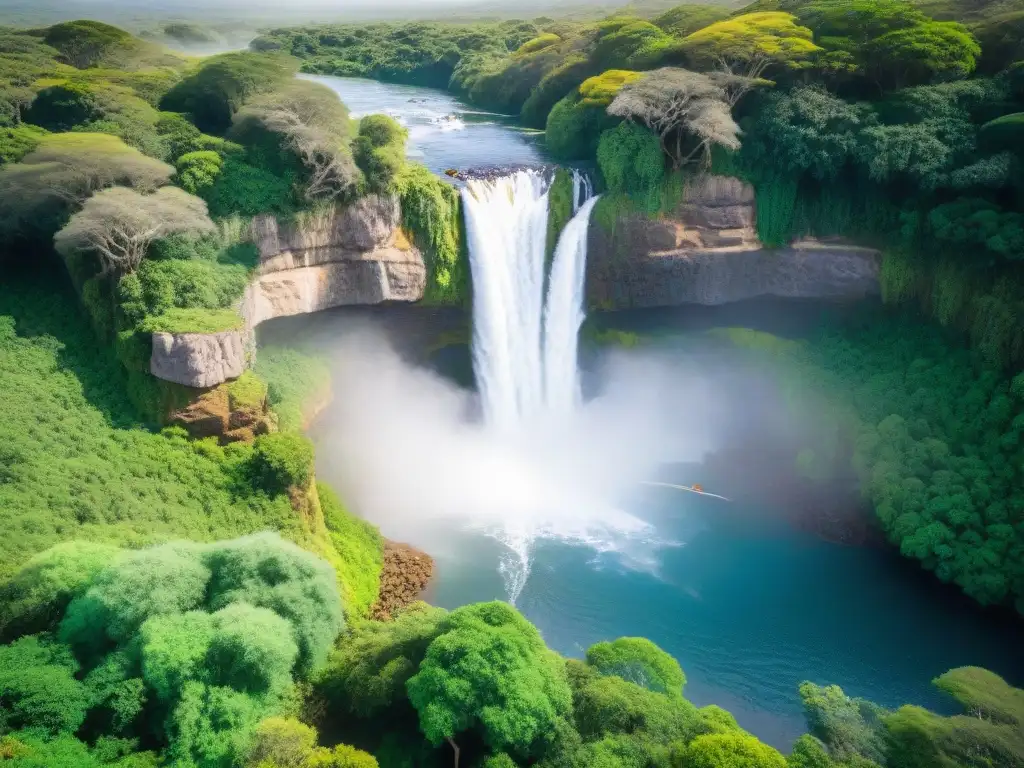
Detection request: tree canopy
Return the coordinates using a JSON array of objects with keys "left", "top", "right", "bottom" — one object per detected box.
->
[
  {"left": 680, "top": 12, "right": 822, "bottom": 80},
  {"left": 406, "top": 601, "right": 572, "bottom": 759},
  {"left": 54, "top": 186, "right": 215, "bottom": 274}
]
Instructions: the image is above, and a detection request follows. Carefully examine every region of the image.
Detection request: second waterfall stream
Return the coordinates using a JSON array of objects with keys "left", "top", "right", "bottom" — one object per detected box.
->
[{"left": 462, "top": 169, "right": 599, "bottom": 431}]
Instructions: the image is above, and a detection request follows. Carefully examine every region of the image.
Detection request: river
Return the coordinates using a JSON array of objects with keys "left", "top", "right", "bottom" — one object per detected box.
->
[{"left": 259, "top": 76, "right": 1024, "bottom": 750}]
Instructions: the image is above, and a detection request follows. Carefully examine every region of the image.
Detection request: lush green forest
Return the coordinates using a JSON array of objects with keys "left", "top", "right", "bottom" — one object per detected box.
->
[{"left": 1, "top": 4, "right": 1024, "bottom": 768}]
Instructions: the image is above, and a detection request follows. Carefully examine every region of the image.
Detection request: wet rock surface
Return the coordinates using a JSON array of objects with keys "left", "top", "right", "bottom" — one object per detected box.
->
[{"left": 371, "top": 541, "right": 435, "bottom": 620}]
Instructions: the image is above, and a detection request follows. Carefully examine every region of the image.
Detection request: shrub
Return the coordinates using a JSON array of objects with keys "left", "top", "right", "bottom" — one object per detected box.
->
[
  {"left": 0, "top": 542, "right": 122, "bottom": 642},
  {"left": 544, "top": 94, "right": 611, "bottom": 161},
  {"left": 980, "top": 113, "right": 1024, "bottom": 155},
  {"left": 250, "top": 433, "right": 315, "bottom": 494},
  {"left": 516, "top": 33, "right": 561, "bottom": 56},
  {"left": 0, "top": 124, "right": 47, "bottom": 166},
  {"left": 160, "top": 51, "right": 299, "bottom": 134},
  {"left": 315, "top": 603, "right": 447, "bottom": 717},
  {"left": 232, "top": 80, "right": 358, "bottom": 201},
  {"left": 203, "top": 533, "right": 344, "bottom": 674},
  {"left": 202, "top": 158, "right": 295, "bottom": 218},
  {"left": 25, "top": 83, "right": 99, "bottom": 131},
  {"left": 585, "top": 637, "right": 686, "bottom": 696},
  {"left": 246, "top": 716, "right": 317, "bottom": 767},
  {"left": 681, "top": 732, "right": 788, "bottom": 768},
  {"left": 59, "top": 543, "right": 211, "bottom": 657},
  {"left": 353, "top": 114, "right": 407, "bottom": 192},
  {"left": 205, "top": 602, "right": 299, "bottom": 695},
  {"left": 118, "top": 257, "right": 250, "bottom": 326},
  {"left": 0, "top": 635, "right": 89, "bottom": 734},
  {"left": 596, "top": 121, "right": 665, "bottom": 194},
  {"left": 175, "top": 150, "right": 223, "bottom": 194}
]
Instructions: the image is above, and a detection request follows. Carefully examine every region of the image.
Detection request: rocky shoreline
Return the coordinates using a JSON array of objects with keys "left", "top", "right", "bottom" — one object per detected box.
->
[{"left": 370, "top": 540, "right": 435, "bottom": 620}]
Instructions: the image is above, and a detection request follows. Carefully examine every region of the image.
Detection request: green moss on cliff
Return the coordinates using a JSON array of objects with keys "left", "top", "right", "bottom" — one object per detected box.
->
[
  {"left": 546, "top": 168, "right": 575, "bottom": 264},
  {"left": 395, "top": 164, "right": 467, "bottom": 306}
]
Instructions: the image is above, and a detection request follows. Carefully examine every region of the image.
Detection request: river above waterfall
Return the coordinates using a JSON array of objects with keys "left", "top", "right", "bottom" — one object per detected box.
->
[
  {"left": 301, "top": 74, "right": 548, "bottom": 175},
  {"left": 257, "top": 300, "right": 1024, "bottom": 751}
]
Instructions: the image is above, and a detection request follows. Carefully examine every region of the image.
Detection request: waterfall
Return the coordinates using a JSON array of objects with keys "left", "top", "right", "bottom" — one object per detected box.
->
[
  {"left": 463, "top": 169, "right": 599, "bottom": 429},
  {"left": 462, "top": 169, "right": 601, "bottom": 602}
]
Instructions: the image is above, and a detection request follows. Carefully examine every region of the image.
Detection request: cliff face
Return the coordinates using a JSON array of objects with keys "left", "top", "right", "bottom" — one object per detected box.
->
[
  {"left": 586, "top": 175, "right": 881, "bottom": 309},
  {"left": 150, "top": 195, "right": 425, "bottom": 391},
  {"left": 240, "top": 194, "right": 426, "bottom": 329}
]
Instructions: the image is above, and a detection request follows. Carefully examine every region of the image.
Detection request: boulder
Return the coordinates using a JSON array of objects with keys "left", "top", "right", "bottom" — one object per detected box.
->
[{"left": 150, "top": 330, "right": 247, "bottom": 388}]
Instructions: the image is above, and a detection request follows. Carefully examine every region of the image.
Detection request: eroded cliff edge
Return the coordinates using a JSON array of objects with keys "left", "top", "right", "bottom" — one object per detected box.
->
[
  {"left": 586, "top": 175, "right": 881, "bottom": 310},
  {"left": 239, "top": 193, "right": 426, "bottom": 329}
]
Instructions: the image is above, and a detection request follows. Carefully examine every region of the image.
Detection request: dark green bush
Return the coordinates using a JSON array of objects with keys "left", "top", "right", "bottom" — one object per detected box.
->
[
  {"left": 159, "top": 51, "right": 298, "bottom": 134},
  {"left": 43, "top": 20, "right": 133, "bottom": 69},
  {"left": 201, "top": 158, "right": 295, "bottom": 217},
  {"left": 544, "top": 94, "right": 612, "bottom": 161},
  {"left": 596, "top": 121, "right": 664, "bottom": 194},
  {"left": 0, "top": 635, "right": 89, "bottom": 734},
  {"left": 26, "top": 83, "right": 99, "bottom": 131},
  {"left": 117, "top": 258, "right": 250, "bottom": 327},
  {"left": 250, "top": 432, "right": 315, "bottom": 494},
  {"left": 353, "top": 114, "right": 407, "bottom": 192}
]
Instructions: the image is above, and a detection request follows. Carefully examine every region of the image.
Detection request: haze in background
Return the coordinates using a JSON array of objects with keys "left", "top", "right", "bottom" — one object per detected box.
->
[{"left": 0, "top": 0, "right": 741, "bottom": 30}]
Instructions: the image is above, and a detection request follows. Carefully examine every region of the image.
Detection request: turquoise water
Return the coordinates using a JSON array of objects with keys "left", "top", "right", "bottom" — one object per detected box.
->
[
  {"left": 425, "top": 489, "right": 1024, "bottom": 748},
  {"left": 261, "top": 73, "right": 1024, "bottom": 748},
  {"left": 302, "top": 74, "right": 549, "bottom": 175},
  {"left": 260, "top": 304, "right": 1024, "bottom": 751}
]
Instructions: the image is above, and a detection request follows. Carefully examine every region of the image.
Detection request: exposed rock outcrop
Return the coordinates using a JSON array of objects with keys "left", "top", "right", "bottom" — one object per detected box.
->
[
  {"left": 587, "top": 175, "right": 881, "bottom": 309},
  {"left": 241, "top": 194, "right": 426, "bottom": 329},
  {"left": 150, "top": 330, "right": 248, "bottom": 388},
  {"left": 371, "top": 541, "right": 435, "bottom": 621}
]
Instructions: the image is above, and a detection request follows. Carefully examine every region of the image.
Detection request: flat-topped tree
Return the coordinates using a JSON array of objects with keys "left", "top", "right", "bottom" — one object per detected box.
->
[
  {"left": 865, "top": 20, "right": 980, "bottom": 90},
  {"left": 0, "top": 133, "right": 174, "bottom": 239},
  {"left": 54, "top": 186, "right": 214, "bottom": 275},
  {"left": 680, "top": 12, "right": 822, "bottom": 82},
  {"left": 160, "top": 51, "right": 299, "bottom": 135},
  {"left": 607, "top": 67, "right": 740, "bottom": 168},
  {"left": 43, "top": 20, "right": 133, "bottom": 69}
]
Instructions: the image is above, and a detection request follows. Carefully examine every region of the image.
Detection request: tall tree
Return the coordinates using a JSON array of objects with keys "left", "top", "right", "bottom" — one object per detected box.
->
[{"left": 406, "top": 602, "right": 572, "bottom": 768}]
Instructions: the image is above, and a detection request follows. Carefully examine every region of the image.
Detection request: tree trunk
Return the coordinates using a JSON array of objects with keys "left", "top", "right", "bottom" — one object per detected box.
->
[{"left": 446, "top": 737, "right": 460, "bottom": 768}]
